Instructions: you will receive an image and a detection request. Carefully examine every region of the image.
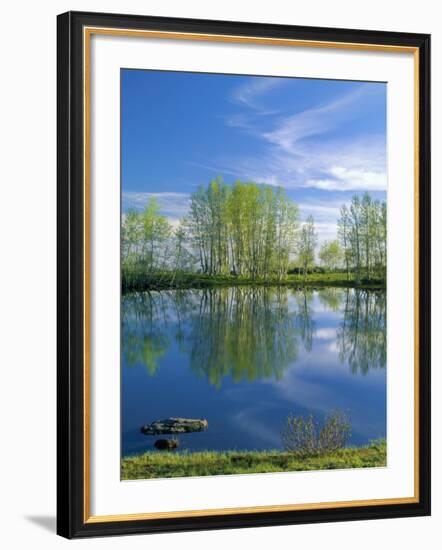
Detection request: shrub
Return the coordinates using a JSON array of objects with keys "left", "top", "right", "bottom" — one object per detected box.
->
[{"left": 281, "top": 410, "right": 351, "bottom": 457}]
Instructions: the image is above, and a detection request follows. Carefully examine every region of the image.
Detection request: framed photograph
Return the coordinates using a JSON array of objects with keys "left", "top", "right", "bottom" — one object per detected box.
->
[{"left": 57, "top": 11, "right": 431, "bottom": 538}]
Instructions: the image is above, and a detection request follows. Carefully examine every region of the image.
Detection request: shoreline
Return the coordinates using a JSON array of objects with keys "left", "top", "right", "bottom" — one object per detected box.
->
[
  {"left": 121, "top": 441, "right": 386, "bottom": 480},
  {"left": 122, "top": 272, "right": 386, "bottom": 294}
]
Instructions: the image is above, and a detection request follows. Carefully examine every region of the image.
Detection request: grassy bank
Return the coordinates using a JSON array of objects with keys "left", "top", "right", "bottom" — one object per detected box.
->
[
  {"left": 121, "top": 441, "right": 386, "bottom": 480},
  {"left": 122, "top": 270, "right": 386, "bottom": 293}
]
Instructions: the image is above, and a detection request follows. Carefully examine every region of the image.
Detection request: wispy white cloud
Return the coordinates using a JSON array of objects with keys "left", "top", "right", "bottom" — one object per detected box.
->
[
  {"left": 317, "top": 223, "right": 341, "bottom": 242},
  {"left": 258, "top": 147, "right": 384, "bottom": 196},
  {"left": 298, "top": 203, "right": 342, "bottom": 216},
  {"left": 187, "top": 161, "right": 240, "bottom": 179},
  {"left": 224, "top": 113, "right": 255, "bottom": 130},
  {"left": 296, "top": 200, "right": 348, "bottom": 242},
  {"left": 298, "top": 201, "right": 343, "bottom": 221},
  {"left": 223, "top": 79, "right": 284, "bottom": 134},
  {"left": 231, "top": 78, "right": 283, "bottom": 113},
  {"left": 306, "top": 166, "right": 386, "bottom": 191},
  {"left": 262, "top": 86, "right": 371, "bottom": 152},
  {"left": 219, "top": 83, "right": 387, "bottom": 194},
  {"left": 122, "top": 191, "right": 190, "bottom": 223}
]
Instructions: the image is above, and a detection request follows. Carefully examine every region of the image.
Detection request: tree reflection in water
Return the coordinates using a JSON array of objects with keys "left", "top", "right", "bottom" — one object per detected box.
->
[
  {"left": 184, "top": 287, "right": 299, "bottom": 387},
  {"left": 294, "top": 289, "right": 316, "bottom": 353},
  {"left": 317, "top": 287, "right": 346, "bottom": 312},
  {"left": 122, "top": 286, "right": 386, "bottom": 386},
  {"left": 337, "top": 289, "right": 386, "bottom": 375}
]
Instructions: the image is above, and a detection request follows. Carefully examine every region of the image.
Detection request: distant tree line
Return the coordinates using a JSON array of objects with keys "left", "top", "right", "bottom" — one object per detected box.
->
[
  {"left": 122, "top": 178, "right": 386, "bottom": 284},
  {"left": 338, "top": 194, "right": 387, "bottom": 282}
]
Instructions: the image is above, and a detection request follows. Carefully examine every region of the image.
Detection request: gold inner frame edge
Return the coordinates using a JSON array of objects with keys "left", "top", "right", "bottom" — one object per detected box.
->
[{"left": 82, "top": 26, "right": 420, "bottom": 524}]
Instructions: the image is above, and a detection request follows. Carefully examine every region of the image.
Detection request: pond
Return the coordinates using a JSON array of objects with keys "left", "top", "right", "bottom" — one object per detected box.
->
[{"left": 122, "top": 286, "right": 386, "bottom": 457}]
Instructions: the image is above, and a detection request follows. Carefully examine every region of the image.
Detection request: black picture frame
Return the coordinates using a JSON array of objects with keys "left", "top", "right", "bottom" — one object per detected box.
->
[{"left": 57, "top": 10, "right": 431, "bottom": 539}]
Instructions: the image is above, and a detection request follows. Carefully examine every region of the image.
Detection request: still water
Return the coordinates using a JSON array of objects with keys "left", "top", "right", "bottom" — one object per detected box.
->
[{"left": 122, "top": 287, "right": 386, "bottom": 456}]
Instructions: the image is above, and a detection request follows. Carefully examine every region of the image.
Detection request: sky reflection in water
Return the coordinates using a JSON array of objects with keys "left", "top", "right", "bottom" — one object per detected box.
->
[{"left": 122, "top": 287, "right": 386, "bottom": 456}]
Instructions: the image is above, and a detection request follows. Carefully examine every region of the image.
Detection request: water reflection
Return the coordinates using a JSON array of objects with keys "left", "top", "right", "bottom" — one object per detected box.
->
[
  {"left": 122, "top": 286, "right": 386, "bottom": 386},
  {"left": 337, "top": 289, "right": 386, "bottom": 375},
  {"left": 184, "top": 287, "right": 299, "bottom": 387},
  {"left": 317, "top": 287, "right": 346, "bottom": 312},
  {"left": 294, "top": 289, "right": 316, "bottom": 353}
]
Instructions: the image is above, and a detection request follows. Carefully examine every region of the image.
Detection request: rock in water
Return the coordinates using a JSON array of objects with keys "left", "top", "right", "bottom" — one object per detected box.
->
[
  {"left": 154, "top": 439, "right": 179, "bottom": 451},
  {"left": 141, "top": 417, "right": 208, "bottom": 435}
]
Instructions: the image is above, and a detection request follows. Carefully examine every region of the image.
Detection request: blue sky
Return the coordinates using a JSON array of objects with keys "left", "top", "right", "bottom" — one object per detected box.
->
[{"left": 121, "top": 69, "right": 386, "bottom": 242}]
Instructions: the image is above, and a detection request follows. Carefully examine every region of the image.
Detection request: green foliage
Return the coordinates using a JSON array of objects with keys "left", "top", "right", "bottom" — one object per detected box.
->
[
  {"left": 281, "top": 411, "right": 351, "bottom": 457},
  {"left": 121, "top": 185, "right": 386, "bottom": 291},
  {"left": 338, "top": 193, "right": 386, "bottom": 282},
  {"left": 319, "top": 240, "right": 343, "bottom": 270},
  {"left": 122, "top": 197, "right": 172, "bottom": 274},
  {"left": 121, "top": 440, "right": 386, "bottom": 479},
  {"left": 297, "top": 215, "right": 318, "bottom": 276},
  {"left": 187, "top": 178, "right": 300, "bottom": 279}
]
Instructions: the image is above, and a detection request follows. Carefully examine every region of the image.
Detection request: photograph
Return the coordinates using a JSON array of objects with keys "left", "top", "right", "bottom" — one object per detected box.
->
[
  {"left": 120, "top": 69, "right": 388, "bottom": 480},
  {"left": 54, "top": 9, "right": 430, "bottom": 539}
]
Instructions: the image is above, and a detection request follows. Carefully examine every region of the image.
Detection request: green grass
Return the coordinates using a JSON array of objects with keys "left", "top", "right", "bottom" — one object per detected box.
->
[
  {"left": 122, "top": 270, "right": 386, "bottom": 293},
  {"left": 121, "top": 441, "right": 386, "bottom": 480}
]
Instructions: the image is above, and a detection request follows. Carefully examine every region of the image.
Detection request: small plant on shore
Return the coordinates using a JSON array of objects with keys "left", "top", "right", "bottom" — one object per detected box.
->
[{"left": 281, "top": 410, "right": 351, "bottom": 457}]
